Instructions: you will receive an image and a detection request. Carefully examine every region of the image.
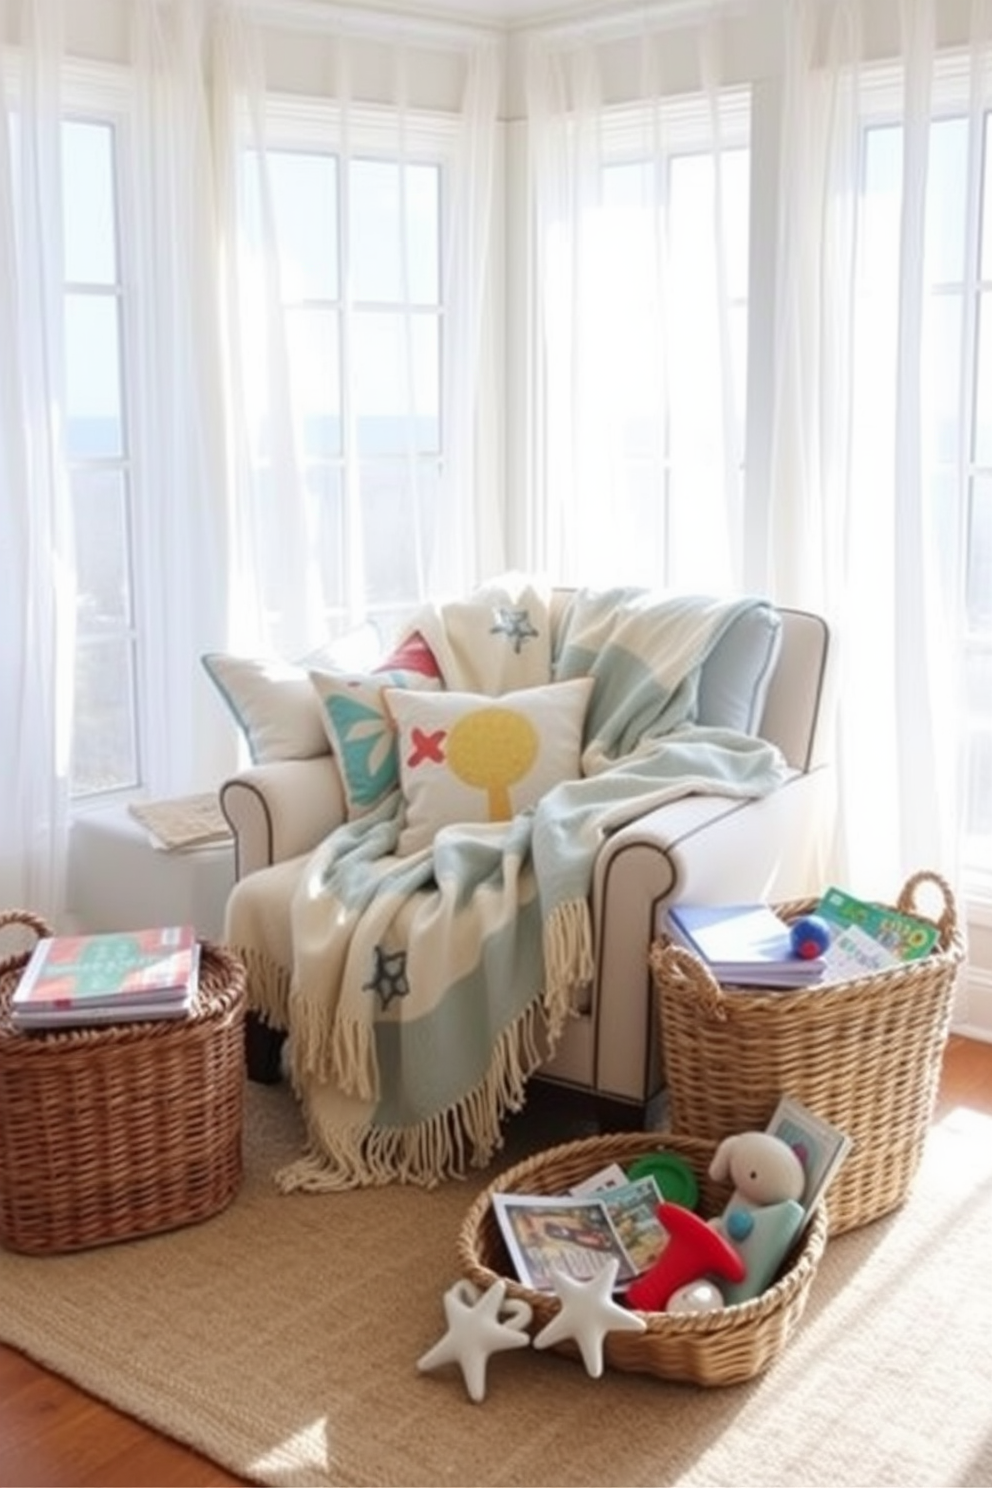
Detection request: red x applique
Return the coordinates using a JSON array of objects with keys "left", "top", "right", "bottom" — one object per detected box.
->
[{"left": 408, "top": 727, "right": 446, "bottom": 767}]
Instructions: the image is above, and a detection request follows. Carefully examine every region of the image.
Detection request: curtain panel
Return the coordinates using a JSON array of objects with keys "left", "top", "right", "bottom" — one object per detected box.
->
[
  {"left": 766, "top": 0, "right": 991, "bottom": 903},
  {"left": 524, "top": 13, "right": 749, "bottom": 593},
  {"left": 523, "top": 0, "right": 992, "bottom": 917},
  {"left": 0, "top": 0, "right": 499, "bottom": 919},
  {"left": 0, "top": 0, "right": 71, "bottom": 916}
]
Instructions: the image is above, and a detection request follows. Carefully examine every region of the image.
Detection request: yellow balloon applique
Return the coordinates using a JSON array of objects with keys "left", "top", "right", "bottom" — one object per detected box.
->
[{"left": 446, "top": 707, "right": 538, "bottom": 821}]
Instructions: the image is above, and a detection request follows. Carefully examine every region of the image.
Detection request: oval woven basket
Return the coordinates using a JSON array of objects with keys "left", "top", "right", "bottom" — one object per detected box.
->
[
  {"left": 0, "top": 910, "right": 247, "bottom": 1255},
  {"left": 458, "top": 1130, "right": 828, "bottom": 1387},
  {"left": 651, "top": 870, "right": 966, "bottom": 1237}
]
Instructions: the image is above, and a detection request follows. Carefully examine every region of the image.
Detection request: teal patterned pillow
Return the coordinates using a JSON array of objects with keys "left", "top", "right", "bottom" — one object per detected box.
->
[{"left": 309, "top": 665, "right": 440, "bottom": 818}]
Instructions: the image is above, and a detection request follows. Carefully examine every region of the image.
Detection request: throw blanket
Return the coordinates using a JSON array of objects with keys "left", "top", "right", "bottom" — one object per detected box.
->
[{"left": 234, "top": 582, "right": 789, "bottom": 1192}]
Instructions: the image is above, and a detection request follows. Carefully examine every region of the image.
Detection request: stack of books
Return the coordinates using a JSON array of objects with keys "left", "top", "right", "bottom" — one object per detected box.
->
[
  {"left": 665, "top": 886, "right": 940, "bottom": 990},
  {"left": 665, "top": 902, "right": 825, "bottom": 987},
  {"left": 10, "top": 925, "right": 200, "bottom": 1031}
]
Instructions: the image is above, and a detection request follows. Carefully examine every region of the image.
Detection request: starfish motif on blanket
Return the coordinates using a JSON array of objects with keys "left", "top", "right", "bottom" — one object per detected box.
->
[
  {"left": 490, "top": 606, "right": 539, "bottom": 654},
  {"left": 364, "top": 945, "right": 410, "bottom": 1008},
  {"left": 532, "top": 1258, "right": 646, "bottom": 1379}
]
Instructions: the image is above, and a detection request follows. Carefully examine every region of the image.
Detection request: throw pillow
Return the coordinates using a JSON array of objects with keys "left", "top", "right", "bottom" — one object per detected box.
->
[
  {"left": 697, "top": 602, "right": 783, "bottom": 735},
  {"left": 384, "top": 676, "right": 595, "bottom": 856},
  {"left": 413, "top": 573, "right": 553, "bottom": 694},
  {"left": 201, "top": 625, "right": 432, "bottom": 769},
  {"left": 309, "top": 665, "right": 441, "bottom": 818},
  {"left": 200, "top": 650, "right": 337, "bottom": 764}
]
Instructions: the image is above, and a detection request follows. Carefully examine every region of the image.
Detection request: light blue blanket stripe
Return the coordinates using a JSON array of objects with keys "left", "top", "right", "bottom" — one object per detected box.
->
[
  {"left": 372, "top": 900, "right": 543, "bottom": 1126},
  {"left": 554, "top": 587, "right": 769, "bottom": 757},
  {"left": 532, "top": 589, "right": 788, "bottom": 912},
  {"left": 532, "top": 725, "right": 788, "bottom": 915},
  {"left": 313, "top": 809, "right": 545, "bottom": 1126}
]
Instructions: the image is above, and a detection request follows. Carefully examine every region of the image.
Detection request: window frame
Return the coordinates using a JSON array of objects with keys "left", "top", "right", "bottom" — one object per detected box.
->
[{"left": 236, "top": 91, "right": 464, "bottom": 647}]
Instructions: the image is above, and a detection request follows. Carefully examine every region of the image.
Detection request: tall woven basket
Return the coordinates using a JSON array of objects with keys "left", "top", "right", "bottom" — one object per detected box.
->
[
  {"left": 0, "top": 910, "right": 247, "bottom": 1255},
  {"left": 651, "top": 870, "right": 965, "bottom": 1235},
  {"left": 458, "top": 1130, "right": 828, "bottom": 1386}
]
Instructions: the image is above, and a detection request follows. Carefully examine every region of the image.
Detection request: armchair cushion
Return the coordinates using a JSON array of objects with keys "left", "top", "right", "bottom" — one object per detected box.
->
[{"left": 385, "top": 676, "right": 595, "bottom": 856}]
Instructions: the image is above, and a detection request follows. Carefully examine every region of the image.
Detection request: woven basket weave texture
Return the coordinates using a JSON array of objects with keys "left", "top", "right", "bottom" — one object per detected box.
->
[
  {"left": 652, "top": 870, "right": 965, "bottom": 1236},
  {"left": 458, "top": 1130, "right": 827, "bottom": 1386},
  {"left": 0, "top": 910, "right": 246, "bottom": 1256}
]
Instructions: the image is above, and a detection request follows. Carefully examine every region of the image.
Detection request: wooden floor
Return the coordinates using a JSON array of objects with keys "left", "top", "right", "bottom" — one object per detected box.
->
[{"left": 1, "top": 1033, "right": 989, "bottom": 1488}]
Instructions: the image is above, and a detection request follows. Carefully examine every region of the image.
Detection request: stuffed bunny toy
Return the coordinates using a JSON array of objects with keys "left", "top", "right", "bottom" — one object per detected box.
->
[
  {"left": 709, "top": 1130, "right": 805, "bottom": 1214},
  {"left": 708, "top": 1130, "right": 806, "bottom": 1304}
]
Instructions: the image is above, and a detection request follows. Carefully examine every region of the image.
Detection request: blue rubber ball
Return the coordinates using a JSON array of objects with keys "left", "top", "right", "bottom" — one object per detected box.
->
[{"left": 790, "top": 914, "right": 831, "bottom": 959}]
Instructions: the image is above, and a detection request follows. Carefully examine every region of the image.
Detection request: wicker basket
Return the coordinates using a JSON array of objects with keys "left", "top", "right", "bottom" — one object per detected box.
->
[
  {"left": 651, "top": 870, "right": 965, "bottom": 1237},
  {"left": 0, "top": 909, "right": 247, "bottom": 1255},
  {"left": 458, "top": 1130, "right": 828, "bottom": 1386}
]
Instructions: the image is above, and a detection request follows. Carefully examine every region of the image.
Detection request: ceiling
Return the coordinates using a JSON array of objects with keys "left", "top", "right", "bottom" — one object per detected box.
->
[{"left": 366, "top": 0, "right": 619, "bottom": 28}]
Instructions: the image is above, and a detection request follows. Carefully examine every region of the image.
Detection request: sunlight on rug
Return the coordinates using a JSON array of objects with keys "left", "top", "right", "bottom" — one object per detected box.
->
[{"left": 1, "top": 1083, "right": 991, "bottom": 1488}]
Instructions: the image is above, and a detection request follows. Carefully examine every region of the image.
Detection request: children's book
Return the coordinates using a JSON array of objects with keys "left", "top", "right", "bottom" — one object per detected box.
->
[
  {"left": 819, "top": 921, "right": 899, "bottom": 980},
  {"left": 766, "top": 1094, "right": 852, "bottom": 1227},
  {"left": 11, "top": 925, "right": 199, "bottom": 1030},
  {"left": 492, "top": 1176, "right": 667, "bottom": 1292},
  {"left": 666, "top": 903, "right": 825, "bottom": 987},
  {"left": 816, "top": 886, "right": 939, "bottom": 961}
]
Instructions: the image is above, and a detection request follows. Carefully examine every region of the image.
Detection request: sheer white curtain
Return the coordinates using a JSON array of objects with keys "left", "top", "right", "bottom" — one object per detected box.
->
[
  {"left": 763, "top": 0, "right": 992, "bottom": 899},
  {"left": 1, "top": 0, "right": 498, "bottom": 921},
  {"left": 0, "top": 0, "right": 231, "bottom": 919},
  {"left": 524, "top": 13, "right": 747, "bottom": 591},
  {"left": 0, "top": 0, "right": 73, "bottom": 917},
  {"left": 127, "top": 0, "right": 231, "bottom": 797},
  {"left": 211, "top": 8, "right": 502, "bottom": 659}
]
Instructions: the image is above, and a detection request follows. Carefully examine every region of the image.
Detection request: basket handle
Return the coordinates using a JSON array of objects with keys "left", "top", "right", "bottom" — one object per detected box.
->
[
  {"left": 0, "top": 908, "right": 53, "bottom": 943},
  {"left": 895, "top": 870, "right": 959, "bottom": 943},
  {"left": 649, "top": 938, "right": 730, "bottom": 1021}
]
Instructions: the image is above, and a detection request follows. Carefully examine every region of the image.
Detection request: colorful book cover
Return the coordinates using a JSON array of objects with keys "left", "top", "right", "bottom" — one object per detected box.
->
[
  {"left": 12, "top": 926, "right": 199, "bottom": 1014},
  {"left": 767, "top": 1094, "right": 852, "bottom": 1226},
  {"left": 492, "top": 1193, "right": 639, "bottom": 1292},
  {"left": 817, "top": 886, "right": 938, "bottom": 961}
]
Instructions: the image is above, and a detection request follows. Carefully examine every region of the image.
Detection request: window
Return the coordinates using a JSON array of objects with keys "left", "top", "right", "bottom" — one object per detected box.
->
[
  {"left": 238, "top": 111, "right": 448, "bottom": 653},
  {"left": 852, "top": 77, "right": 992, "bottom": 879},
  {"left": 62, "top": 115, "right": 140, "bottom": 799},
  {"left": 534, "top": 90, "right": 750, "bottom": 591},
  {"left": 965, "top": 111, "right": 992, "bottom": 878},
  {"left": 57, "top": 97, "right": 452, "bottom": 798}
]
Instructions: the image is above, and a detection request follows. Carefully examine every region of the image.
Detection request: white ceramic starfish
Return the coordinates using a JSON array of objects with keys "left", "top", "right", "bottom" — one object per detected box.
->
[
  {"left": 417, "top": 1277, "right": 533, "bottom": 1402},
  {"left": 532, "top": 1258, "right": 647, "bottom": 1378}
]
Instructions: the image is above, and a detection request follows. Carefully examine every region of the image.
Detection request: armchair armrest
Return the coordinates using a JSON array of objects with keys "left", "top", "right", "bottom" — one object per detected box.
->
[
  {"left": 540, "top": 764, "right": 833, "bottom": 1108},
  {"left": 220, "top": 755, "right": 347, "bottom": 880}
]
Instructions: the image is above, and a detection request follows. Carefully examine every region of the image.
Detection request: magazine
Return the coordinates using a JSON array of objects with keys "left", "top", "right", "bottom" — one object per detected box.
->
[
  {"left": 492, "top": 1176, "right": 667, "bottom": 1293},
  {"left": 816, "top": 885, "right": 939, "bottom": 961},
  {"left": 10, "top": 925, "right": 199, "bottom": 1030},
  {"left": 766, "top": 1094, "right": 852, "bottom": 1227}
]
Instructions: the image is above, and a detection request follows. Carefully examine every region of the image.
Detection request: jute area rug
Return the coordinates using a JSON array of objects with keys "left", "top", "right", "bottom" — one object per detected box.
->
[{"left": 1, "top": 1081, "right": 991, "bottom": 1488}]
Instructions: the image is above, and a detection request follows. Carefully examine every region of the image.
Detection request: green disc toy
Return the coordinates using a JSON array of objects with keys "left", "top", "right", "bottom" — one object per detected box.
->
[{"left": 626, "top": 1151, "right": 700, "bottom": 1210}]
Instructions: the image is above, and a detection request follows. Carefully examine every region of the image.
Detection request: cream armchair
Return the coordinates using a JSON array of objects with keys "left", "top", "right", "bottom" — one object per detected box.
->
[{"left": 219, "top": 602, "right": 832, "bottom": 1125}]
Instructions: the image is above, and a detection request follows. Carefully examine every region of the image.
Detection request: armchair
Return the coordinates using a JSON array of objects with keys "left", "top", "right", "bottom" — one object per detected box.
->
[{"left": 219, "top": 596, "right": 832, "bottom": 1127}]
